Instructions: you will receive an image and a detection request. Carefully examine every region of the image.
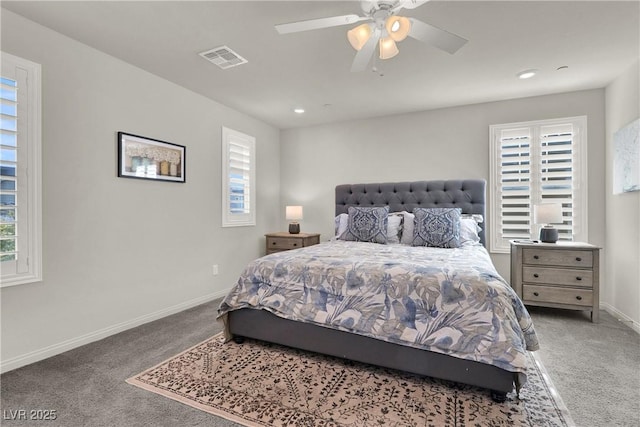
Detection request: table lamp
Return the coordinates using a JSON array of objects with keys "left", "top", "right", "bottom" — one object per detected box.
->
[
  {"left": 286, "top": 205, "right": 303, "bottom": 234},
  {"left": 534, "top": 203, "right": 562, "bottom": 243}
]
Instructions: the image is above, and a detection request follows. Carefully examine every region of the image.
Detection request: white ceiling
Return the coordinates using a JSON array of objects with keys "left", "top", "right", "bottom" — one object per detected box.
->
[{"left": 2, "top": 1, "right": 639, "bottom": 129}]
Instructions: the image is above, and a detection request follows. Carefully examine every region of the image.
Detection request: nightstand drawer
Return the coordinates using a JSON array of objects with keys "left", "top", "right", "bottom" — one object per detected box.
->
[
  {"left": 267, "top": 237, "right": 304, "bottom": 250},
  {"left": 523, "top": 285, "right": 593, "bottom": 307},
  {"left": 522, "top": 248, "right": 593, "bottom": 268},
  {"left": 522, "top": 266, "right": 593, "bottom": 288}
]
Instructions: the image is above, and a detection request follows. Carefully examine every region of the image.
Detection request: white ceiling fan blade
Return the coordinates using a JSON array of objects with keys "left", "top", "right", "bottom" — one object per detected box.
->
[
  {"left": 400, "top": 0, "right": 431, "bottom": 10},
  {"left": 275, "top": 14, "right": 367, "bottom": 34},
  {"left": 350, "top": 28, "right": 381, "bottom": 72},
  {"left": 408, "top": 18, "right": 468, "bottom": 54}
]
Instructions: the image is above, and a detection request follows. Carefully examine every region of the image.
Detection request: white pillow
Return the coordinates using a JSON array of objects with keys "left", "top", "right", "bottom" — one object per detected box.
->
[
  {"left": 386, "top": 213, "right": 402, "bottom": 244},
  {"left": 462, "top": 213, "right": 484, "bottom": 224},
  {"left": 334, "top": 211, "right": 402, "bottom": 244},
  {"left": 334, "top": 213, "right": 348, "bottom": 238},
  {"left": 400, "top": 211, "right": 414, "bottom": 245},
  {"left": 460, "top": 218, "right": 481, "bottom": 245}
]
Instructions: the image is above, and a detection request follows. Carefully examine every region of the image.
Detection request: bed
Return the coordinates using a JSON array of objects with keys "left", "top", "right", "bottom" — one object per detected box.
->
[{"left": 218, "top": 180, "right": 539, "bottom": 402}]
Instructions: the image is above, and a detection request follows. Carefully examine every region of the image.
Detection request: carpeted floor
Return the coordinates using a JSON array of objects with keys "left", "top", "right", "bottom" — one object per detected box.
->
[
  {"left": 527, "top": 306, "right": 640, "bottom": 427},
  {"left": 1, "top": 299, "right": 638, "bottom": 427}
]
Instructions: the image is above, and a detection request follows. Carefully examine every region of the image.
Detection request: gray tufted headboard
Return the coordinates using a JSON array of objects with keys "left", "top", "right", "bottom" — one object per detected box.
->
[{"left": 335, "top": 180, "right": 487, "bottom": 246}]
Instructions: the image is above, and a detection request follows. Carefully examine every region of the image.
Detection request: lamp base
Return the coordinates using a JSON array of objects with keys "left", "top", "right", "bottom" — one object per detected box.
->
[
  {"left": 539, "top": 226, "right": 558, "bottom": 243},
  {"left": 289, "top": 223, "right": 300, "bottom": 234}
]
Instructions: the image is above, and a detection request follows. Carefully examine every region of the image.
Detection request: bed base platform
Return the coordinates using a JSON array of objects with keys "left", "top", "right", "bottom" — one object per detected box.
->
[{"left": 228, "top": 308, "right": 515, "bottom": 402}]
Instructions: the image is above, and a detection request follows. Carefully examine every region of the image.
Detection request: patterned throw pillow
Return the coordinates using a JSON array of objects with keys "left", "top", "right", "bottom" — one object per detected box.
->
[
  {"left": 412, "top": 207, "right": 462, "bottom": 248},
  {"left": 342, "top": 206, "right": 389, "bottom": 244}
]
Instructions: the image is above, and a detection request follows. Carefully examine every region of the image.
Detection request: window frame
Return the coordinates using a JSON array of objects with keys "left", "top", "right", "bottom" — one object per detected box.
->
[
  {"left": 489, "top": 116, "right": 588, "bottom": 253},
  {"left": 221, "top": 126, "right": 256, "bottom": 227},
  {"left": 1, "top": 52, "right": 42, "bottom": 287}
]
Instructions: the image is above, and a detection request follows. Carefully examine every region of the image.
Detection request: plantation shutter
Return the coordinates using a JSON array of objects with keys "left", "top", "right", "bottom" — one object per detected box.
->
[
  {"left": 222, "top": 126, "right": 256, "bottom": 227},
  {"left": 1, "top": 52, "right": 42, "bottom": 286},
  {"left": 538, "top": 123, "right": 578, "bottom": 241},
  {"left": 1, "top": 76, "right": 19, "bottom": 265},
  {"left": 228, "top": 140, "right": 251, "bottom": 214},
  {"left": 496, "top": 127, "right": 533, "bottom": 243},
  {"left": 490, "top": 117, "right": 587, "bottom": 252}
]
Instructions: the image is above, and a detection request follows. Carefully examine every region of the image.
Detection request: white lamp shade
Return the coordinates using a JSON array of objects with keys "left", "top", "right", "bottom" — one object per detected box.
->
[
  {"left": 379, "top": 36, "right": 399, "bottom": 59},
  {"left": 385, "top": 16, "right": 411, "bottom": 42},
  {"left": 347, "top": 23, "right": 372, "bottom": 51},
  {"left": 286, "top": 205, "right": 303, "bottom": 221},
  {"left": 534, "top": 203, "right": 562, "bottom": 225}
]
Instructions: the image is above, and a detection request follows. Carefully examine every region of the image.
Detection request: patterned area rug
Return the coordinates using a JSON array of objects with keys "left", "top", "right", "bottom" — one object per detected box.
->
[{"left": 127, "top": 333, "right": 574, "bottom": 426}]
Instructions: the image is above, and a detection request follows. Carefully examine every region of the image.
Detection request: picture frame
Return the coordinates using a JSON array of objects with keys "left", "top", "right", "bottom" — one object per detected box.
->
[
  {"left": 117, "top": 132, "right": 185, "bottom": 183},
  {"left": 613, "top": 118, "right": 639, "bottom": 194}
]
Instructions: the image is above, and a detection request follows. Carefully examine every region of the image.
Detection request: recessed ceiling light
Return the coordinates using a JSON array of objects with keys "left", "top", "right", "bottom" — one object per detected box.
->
[
  {"left": 293, "top": 108, "right": 305, "bottom": 114},
  {"left": 517, "top": 69, "right": 538, "bottom": 79}
]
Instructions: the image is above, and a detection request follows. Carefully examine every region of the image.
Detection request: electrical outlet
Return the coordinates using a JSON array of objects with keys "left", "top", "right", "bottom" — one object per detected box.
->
[{"left": 212, "top": 265, "right": 219, "bottom": 276}]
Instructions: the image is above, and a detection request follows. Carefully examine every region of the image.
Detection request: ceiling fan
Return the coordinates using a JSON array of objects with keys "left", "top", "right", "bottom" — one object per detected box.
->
[{"left": 275, "top": 0, "right": 468, "bottom": 72}]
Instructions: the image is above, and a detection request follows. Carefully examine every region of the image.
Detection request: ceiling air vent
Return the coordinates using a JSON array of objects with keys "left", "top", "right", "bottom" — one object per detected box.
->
[{"left": 199, "top": 46, "right": 248, "bottom": 70}]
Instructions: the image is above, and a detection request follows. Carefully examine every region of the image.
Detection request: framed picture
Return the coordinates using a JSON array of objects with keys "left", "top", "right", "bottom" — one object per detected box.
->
[
  {"left": 613, "top": 118, "right": 639, "bottom": 194},
  {"left": 117, "top": 132, "right": 185, "bottom": 183}
]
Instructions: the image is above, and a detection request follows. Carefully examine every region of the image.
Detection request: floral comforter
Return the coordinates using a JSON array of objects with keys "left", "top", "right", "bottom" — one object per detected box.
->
[{"left": 218, "top": 240, "right": 539, "bottom": 375}]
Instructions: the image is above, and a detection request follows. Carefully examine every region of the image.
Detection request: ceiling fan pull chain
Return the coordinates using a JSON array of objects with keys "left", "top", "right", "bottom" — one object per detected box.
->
[{"left": 371, "top": 54, "right": 385, "bottom": 76}]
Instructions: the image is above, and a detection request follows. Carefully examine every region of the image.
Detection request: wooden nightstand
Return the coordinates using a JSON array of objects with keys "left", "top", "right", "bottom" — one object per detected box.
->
[
  {"left": 265, "top": 232, "right": 320, "bottom": 255},
  {"left": 510, "top": 240, "right": 600, "bottom": 322}
]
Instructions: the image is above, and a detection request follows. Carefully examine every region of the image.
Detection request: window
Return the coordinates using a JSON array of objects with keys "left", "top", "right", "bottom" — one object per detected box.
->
[
  {"left": 489, "top": 116, "right": 587, "bottom": 253},
  {"left": 221, "top": 126, "right": 255, "bottom": 227},
  {"left": 1, "top": 52, "right": 42, "bottom": 287}
]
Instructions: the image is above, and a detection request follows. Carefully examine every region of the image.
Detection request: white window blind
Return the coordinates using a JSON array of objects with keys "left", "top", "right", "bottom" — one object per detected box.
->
[
  {"left": 489, "top": 116, "right": 587, "bottom": 253},
  {"left": 222, "top": 127, "right": 255, "bottom": 227},
  {"left": 1, "top": 77, "right": 18, "bottom": 263},
  {"left": 228, "top": 141, "right": 251, "bottom": 214},
  {"left": 1, "top": 52, "right": 42, "bottom": 287}
]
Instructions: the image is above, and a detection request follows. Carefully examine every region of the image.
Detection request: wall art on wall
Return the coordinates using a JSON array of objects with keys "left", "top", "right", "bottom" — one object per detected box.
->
[
  {"left": 117, "top": 132, "right": 185, "bottom": 183},
  {"left": 613, "top": 118, "right": 639, "bottom": 194}
]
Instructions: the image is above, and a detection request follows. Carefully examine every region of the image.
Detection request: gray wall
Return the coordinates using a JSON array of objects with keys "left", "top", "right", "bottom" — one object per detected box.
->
[
  {"left": 0, "top": 10, "right": 280, "bottom": 370},
  {"left": 280, "top": 89, "right": 606, "bottom": 281},
  {"left": 605, "top": 61, "right": 640, "bottom": 329}
]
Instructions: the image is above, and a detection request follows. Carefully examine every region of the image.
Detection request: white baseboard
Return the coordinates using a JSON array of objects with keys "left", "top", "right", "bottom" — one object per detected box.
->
[
  {"left": 0, "top": 289, "right": 231, "bottom": 374},
  {"left": 601, "top": 302, "right": 640, "bottom": 334}
]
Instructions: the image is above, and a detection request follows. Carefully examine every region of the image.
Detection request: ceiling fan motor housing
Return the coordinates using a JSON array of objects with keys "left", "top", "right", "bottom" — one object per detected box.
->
[{"left": 361, "top": 0, "right": 401, "bottom": 17}]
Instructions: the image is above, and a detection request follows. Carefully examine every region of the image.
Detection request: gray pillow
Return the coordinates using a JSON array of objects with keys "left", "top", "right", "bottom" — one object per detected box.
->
[
  {"left": 412, "top": 207, "right": 462, "bottom": 248},
  {"left": 341, "top": 206, "right": 389, "bottom": 244}
]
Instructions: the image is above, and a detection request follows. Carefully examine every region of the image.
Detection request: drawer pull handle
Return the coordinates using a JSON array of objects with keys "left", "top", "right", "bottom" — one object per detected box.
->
[
  {"left": 533, "top": 292, "right": 539, "bottom": 297},
  {"left": 533, "top": 255, "right": 539, "bottom": 260},
  {"left": 272, "top": 242, "right": 276, "bottom": 245},
  {"left": 576, "top": 276, "right": 582, "bottom": 281},
  {"left": 293, "top": 243, "right": 298, "bottom": 246},
  {"left": 576, "top": 257, "right": 582, "bottom": 262},
  {"left": 533, "top": 273, "right": 539, "bottom": 278},
  {"left": 576, "top": 295, "right": 582, "bottom": 301}
]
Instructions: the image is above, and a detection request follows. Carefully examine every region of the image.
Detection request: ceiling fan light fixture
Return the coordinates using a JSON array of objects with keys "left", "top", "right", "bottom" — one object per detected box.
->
[
  {"left": 275, "top": 1, "right": 468, "bottom": 72},
  {"left": 385, "top": 16, "right": 411, "bottom": 42},
  {"left": 347, "top": 23, "right": 372, "bottom": 51},
  {"left": 379, "top": 36, "right": 399, "bottom": 59}
]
